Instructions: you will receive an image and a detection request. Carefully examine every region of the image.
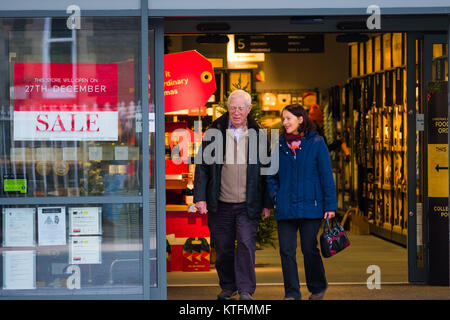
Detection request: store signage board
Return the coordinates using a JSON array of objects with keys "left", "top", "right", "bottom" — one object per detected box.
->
[
  {"left": 2, "top": 208, "right": 35, "bottom": 247},
  {"left": 37, "top": 207, "right": 66, "bottom": 246},
  {"left": 427, "top": 81, "right": 448, "bottom": 198},
  {"left": 426, "top": 81, "right": 449, "bottom": 285},
  {"left": 164, "top": 50, "right": 216, "bottom": 113},
  {"left": 13, "top": 62, "right": 118, "bottom": 141},
  {"left": 234, "top": 35, "right": 324, "bottom": 53},
  {"left": 3, "top": 250, "right": 36, "bottom": 290},
  {"left": 427, "top": 144, "right": 448, "bottom": 198},
  {"left": 69, "top": 207, "right": 102, "bottom": 236}
]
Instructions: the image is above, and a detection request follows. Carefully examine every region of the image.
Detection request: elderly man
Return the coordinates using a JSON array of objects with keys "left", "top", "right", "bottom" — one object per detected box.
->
[{"left": 194, "top": 89, "right": 272, "bottom": 300}]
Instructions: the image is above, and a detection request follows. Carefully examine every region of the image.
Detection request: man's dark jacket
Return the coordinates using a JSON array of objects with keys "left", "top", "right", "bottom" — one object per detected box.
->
[{"left": 193, "top": 112, "right": 272, "bottom": 219}]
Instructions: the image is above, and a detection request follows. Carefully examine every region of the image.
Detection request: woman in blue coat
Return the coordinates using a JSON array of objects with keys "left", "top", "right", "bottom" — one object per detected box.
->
[{"left": 266, "top": 104, "right": 337, "bottom": 300}]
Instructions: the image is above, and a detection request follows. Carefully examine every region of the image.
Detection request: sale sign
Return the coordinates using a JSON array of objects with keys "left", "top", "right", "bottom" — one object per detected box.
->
[
  {"left": 13, "top": 62, "right": 118, "bottom": 141},
  {"left": 164, "top": 50, "right": 216, "bottom": 113}
]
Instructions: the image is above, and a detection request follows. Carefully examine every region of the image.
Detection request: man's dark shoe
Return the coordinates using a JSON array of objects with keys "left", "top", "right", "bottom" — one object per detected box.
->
[
  {"left": 239, "top": 292, "right": 253, "bottom": 300},
  {"left": 217, "top": 290, "right": 238, "bottom": 300},
  {"left": 308, "top": 290, "right": 326, "bottom": 300}
]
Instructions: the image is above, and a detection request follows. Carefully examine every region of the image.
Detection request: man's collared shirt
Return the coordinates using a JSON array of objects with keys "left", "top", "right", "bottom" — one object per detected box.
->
[{"left": 228, "top": 119, "right": 247, "bottom": 142}]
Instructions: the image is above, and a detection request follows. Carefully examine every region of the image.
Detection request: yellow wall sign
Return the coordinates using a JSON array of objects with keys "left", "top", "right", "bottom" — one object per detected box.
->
[{"left": 428, "top": 144, "right": 449, "bottom": 197}]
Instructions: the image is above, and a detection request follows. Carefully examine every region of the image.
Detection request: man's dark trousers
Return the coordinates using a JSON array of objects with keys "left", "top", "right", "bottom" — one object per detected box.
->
[{"left": 208, "top": 201, "right": 259, "bottom": 295}]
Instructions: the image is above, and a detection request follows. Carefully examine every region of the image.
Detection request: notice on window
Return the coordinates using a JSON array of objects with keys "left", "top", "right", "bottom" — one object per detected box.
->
[
  {"left": 69, "top": 207, "right": 102, "bottom": 236},
  {"left": 149, "top": 112, "right": 155, "bottom": 132},
  {"left": 3, "top": 175, "right": 27, "bottom": 194},
  {"left": 88, "top": 146, "right": 103, "bottom": 161},
  {"left": 37, "top": 207, "right": 66, "bottom": 246},
  {"left": 2, "top": 208, "right": 35, "bottom": 247},
  {"left": 69, "top": 236, "right": 102, "bottom": 264},
  {"left": 13, "top": 62, "right": 118, "bottom": 141},
  {"left": 62, "top": 147, "right": 78, "bottom": 161},
  {"left": 3, "top": 250, "right": 36, "bottom": 290}
]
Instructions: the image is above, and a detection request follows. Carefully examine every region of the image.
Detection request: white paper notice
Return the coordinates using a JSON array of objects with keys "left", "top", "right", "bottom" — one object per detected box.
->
[
  {"left": 69, "top": 207, "right": 102, "bottom": 235},
  {"left": 36, "top": 148, "right": 54, "bottom": 161},
  {"left": 149, "top": 113, "right": 155, "bottom": 133},
  {"left": 69, "top": 236, "right": 102, "bottom": 264},
  {"left": 114, "top": 146, "right": 128, "bottom": 160},
  {"left": 10, "top": 148, "right": 26, "bottom": 162},
  {"left": 37, "top": 207, "right": 66, "bottom": 246},
  {"left": 62, "top": 147, "right": 78, "bottom": 161},
  {"left": 88, "top": 146, "right": 103, "bottom": 161},
  {"left": 3, "top": 250, "right": 36, "bottom": 290},
  {"left": 2, "top": 208, "right": 35, "bottom": 247}
]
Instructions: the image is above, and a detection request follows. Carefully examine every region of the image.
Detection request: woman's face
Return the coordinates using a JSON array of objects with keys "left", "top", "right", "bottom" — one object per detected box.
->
[{"left": 282, "top": 110, "right": 303, "bottom": 135}]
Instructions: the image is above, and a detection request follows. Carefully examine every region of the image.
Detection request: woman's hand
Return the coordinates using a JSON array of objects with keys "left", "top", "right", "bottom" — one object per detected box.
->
[{"left": 324, "top": 211, "right": 335, "bottom": 219}]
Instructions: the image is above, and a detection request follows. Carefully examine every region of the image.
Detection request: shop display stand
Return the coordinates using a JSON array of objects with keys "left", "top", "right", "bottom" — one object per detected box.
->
[
  {"left": 164, "top": 118, "right": 212, "bottom": 272},
  {"left": 331, "top": 34, "right": 407, "bottom": 246}
]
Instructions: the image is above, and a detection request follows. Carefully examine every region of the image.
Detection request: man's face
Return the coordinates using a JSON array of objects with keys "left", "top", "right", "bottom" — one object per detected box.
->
[{"left": 228, "top": 96, "right": 251, "bottom": 129}]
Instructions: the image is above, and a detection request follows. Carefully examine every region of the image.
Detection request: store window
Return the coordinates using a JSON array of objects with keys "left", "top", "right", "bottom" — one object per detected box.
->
[
  {"left": 0, "top": 17, "right": 145, "bottom": 296},
  {"left": 1, "top": 17, "right": 142, "bottom": 198}
]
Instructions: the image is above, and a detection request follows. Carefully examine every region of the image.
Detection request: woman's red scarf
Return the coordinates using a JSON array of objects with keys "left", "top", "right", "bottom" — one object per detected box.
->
[{"left": 285, "top": 132, "right": 304, "bottom": 156}]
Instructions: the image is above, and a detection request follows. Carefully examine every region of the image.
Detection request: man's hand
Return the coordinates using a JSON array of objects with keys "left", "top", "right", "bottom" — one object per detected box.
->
[
  {"left": 262, "top": 208, "right": 271, "bottom": 219},
  {"left": 324, "top": 211, "right": 335, "bottom": 219},
  {"left": 195, "top": 201, "right": 208, "bottom": 214}
]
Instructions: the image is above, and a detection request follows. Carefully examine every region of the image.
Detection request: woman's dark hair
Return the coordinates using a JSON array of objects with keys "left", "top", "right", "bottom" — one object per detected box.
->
[{"left": 281, "top": 104, "right": 316, "bottom": 134}]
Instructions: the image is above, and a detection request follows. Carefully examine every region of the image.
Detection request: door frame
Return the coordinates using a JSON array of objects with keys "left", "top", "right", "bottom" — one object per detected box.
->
[
  {"left": 406, "top": 32, "right": 424, "bottom": 282},
  {"left": 407, "top": 32, "right": 449, "bottom": 283},
  {"left": 148, "top": 16, "right": 167, "bottom": 300},
  {"left": 161, "top": 16, "right": 450, "bottom": 287}
]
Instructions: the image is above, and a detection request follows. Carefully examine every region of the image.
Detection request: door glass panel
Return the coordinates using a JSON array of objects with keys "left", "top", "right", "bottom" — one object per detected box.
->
[
  {"left": 415, "top": 38, "right": 424, "bottom": 268},
  {"left": 148, "top": 28, "right": 158, "bottom": 288},
  {"left": 0, "top": 17, "right": 144, "bottom": 296},
  {"left": 1, "top": 17, "right": 142, "bottom": 198}
]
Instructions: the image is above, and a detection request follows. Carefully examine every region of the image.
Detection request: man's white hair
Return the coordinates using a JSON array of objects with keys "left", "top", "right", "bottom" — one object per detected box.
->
[{"left": 227, "top": 89, "right": 252, "bottom": 109}]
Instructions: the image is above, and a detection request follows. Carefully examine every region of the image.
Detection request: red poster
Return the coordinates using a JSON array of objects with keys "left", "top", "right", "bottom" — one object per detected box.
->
[
  {"left": 13, "top": 62, "right": 118, "bottom": 141},
  {"left": 164, "top": 50, "right": 216, "bottom": 113}
]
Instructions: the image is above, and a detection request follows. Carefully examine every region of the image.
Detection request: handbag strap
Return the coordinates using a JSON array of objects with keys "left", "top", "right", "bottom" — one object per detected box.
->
[
  {"left": 332, "top": 217, "right": 343, "bottom": 228},
  {"left": 323, "top": 217, "right": 344, "bottom": 232},
  {"left": 323, "top": 217, "right": 332, "bottom": 232}
]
